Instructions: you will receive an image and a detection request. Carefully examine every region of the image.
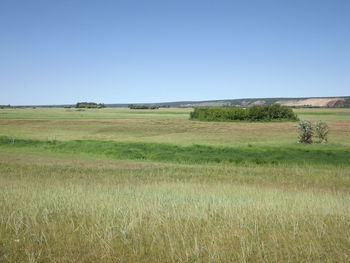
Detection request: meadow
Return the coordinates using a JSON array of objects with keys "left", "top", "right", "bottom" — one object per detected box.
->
[{"left": 0, "top": 107, "right": 349, "bottom": 262}]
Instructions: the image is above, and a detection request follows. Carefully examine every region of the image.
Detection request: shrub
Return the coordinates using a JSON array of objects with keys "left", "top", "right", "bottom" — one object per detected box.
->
[
  {"left": 298, "top": 120, "right": 313, "bottom": 144},
  {"left": 190, "top": 104, "right": 298, "bottom": 122},
  {"left": 315, "top": 120, "right": 329, "bottom": 143}
]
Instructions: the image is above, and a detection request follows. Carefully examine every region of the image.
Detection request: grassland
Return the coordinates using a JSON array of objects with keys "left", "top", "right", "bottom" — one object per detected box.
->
[
  {"left": 0, "top": 108, "right": 349, "bottom": 146},
  {"left": 1, "top": 136, "right": 350, "bottom": 166},
  {"left": 0, "top": 107, "right": 349, "bottom": 262}
]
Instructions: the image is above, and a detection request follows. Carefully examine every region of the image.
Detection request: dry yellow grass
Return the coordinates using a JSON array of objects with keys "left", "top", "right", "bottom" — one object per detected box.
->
[
  {"left": 1, "top": 118, "right": 349, "bottom": 146},
  {"left": 1, "top": 107, "right": 350, "bottom": 146},
  {"left": 0, "top": 152, "right": 349, "bottom": 263}
]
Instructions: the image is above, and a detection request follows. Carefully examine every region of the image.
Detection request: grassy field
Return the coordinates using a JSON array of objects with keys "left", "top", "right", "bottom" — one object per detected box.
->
[
  {"left": 0, "top": 107, "right": 349, "bottom": 262},
  {"left": 0, "top": 108, "right": 349, "bottom": 146}
]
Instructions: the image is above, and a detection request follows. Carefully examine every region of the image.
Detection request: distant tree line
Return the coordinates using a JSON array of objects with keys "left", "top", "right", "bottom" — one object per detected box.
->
[
  {"left": 190, "top": 104, "right": 299, "bottom": 122},
  {"left": 0, "top": 105, "right": 11, "bottom": 109},
  {"left": 128, "top": 104, "right": 170, "bottom": 109},
  {"left": 75, "top": 102, "right": 105, "bottom": 108}
]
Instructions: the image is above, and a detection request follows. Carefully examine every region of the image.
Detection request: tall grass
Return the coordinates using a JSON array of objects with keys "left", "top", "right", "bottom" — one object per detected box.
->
[{"left": 0, "top": 158, "right": 349, "bottom": 263}]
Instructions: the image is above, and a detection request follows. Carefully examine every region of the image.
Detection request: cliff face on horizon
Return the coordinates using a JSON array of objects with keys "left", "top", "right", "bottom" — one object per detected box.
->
[{"left": 176, "top": 97, "right": 350, "bottom": 108}]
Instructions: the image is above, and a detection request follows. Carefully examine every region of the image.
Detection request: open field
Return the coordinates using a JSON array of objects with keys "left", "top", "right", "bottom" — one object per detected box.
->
[
  {"left": 0, "top": 107, "right": 350, "bottom": 262},
  {"left": 0, "top": 107, "right": 192, "bottom": 120},
  {"left": 0, "top": 108, "right": 349, "bottom": 146}
]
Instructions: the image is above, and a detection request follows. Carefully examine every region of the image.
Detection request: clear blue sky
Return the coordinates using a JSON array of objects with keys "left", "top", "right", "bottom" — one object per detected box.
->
[{"left": 1, "top": 0, "right": 349, "bottom": 105}]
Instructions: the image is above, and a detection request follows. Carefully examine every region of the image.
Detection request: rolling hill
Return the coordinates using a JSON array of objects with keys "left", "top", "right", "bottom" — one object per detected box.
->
[{"left": 107, "top": 96, "right": 350, "bottom": 108}]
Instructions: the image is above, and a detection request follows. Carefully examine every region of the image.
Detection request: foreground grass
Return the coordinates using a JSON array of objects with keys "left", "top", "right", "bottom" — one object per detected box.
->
[
  {"left": 0, "top": 153, "right": 349, "bottom": 263},
  {"left": 1, "top": 152, "right": 349, "bottom": 190}
]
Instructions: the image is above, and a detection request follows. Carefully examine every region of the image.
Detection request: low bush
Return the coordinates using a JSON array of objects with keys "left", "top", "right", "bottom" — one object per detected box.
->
[
  {"left": 190, "top": 104, "right": 298, "bottom": 122},
  {"left": 315, "top": 120, "right": 329, "bottom": 143},
  {"left": 298, "top": 120, "right": 314, "bottom": 144}
]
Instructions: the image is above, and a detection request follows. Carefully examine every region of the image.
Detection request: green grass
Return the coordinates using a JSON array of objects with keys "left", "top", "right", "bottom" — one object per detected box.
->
[
  {"left": 295, "top": 108, "right": 350, "bottom": 120},
  {"left": 1, "top": 136, "right": 350, "bottom": 166}
]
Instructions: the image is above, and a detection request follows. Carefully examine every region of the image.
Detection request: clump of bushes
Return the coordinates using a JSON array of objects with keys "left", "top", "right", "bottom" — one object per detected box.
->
[
  {"left": 190, "top": 104, "right": 298, "bottom": 122},
  {"left": 298, "top": 120, "right": 329, "bottom": 143}
]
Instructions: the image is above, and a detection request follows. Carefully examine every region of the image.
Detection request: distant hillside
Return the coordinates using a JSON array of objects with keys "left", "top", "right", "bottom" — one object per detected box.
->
[
  {"left": 107, "top": 96, "right": 350, "bottom": 108},
  {"left": 9, "top": 96, "right": 350, "bottom": 108}
]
